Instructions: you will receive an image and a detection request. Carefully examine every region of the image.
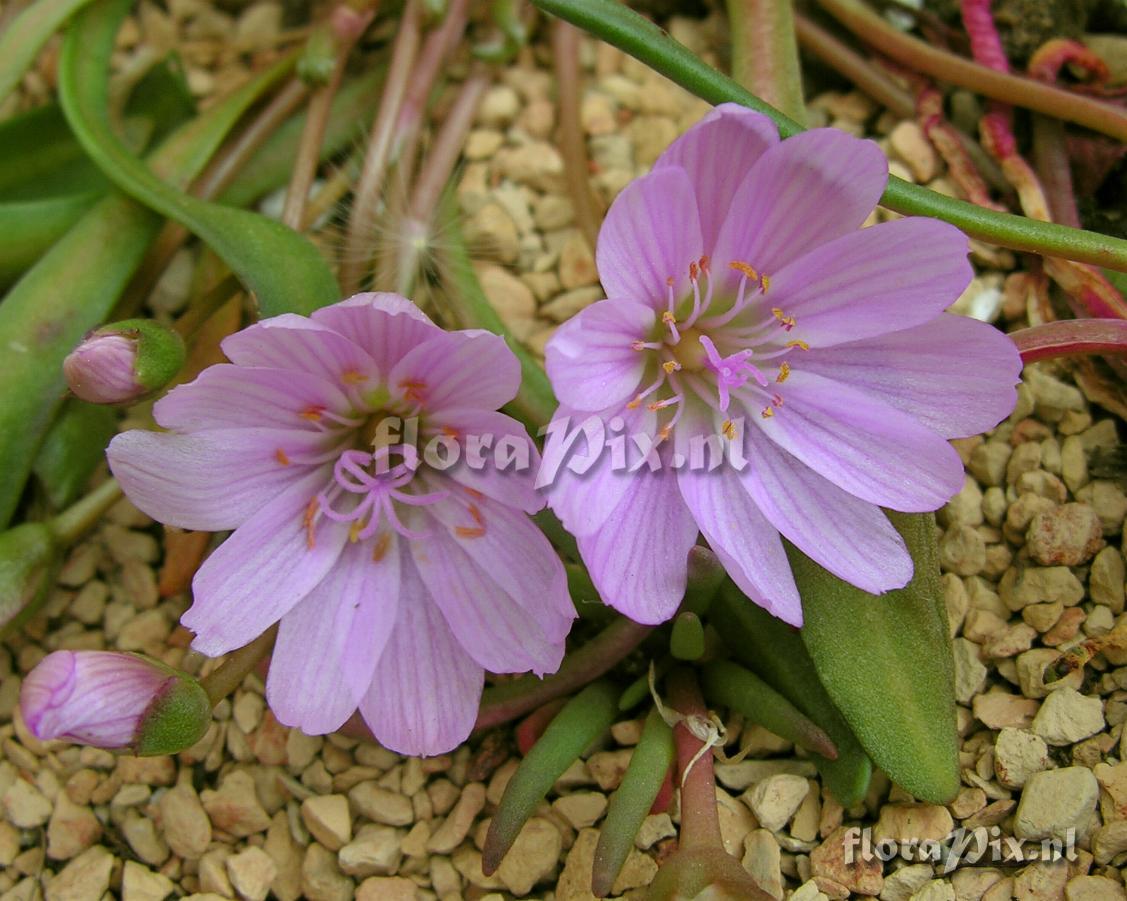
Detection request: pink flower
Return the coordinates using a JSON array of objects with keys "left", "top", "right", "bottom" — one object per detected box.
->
[
  {"left": 108, "top": 294, "right": 573, "bottom": 756},
  {"left": 21, "top": 651, "right": 185, "bottom": 748},
  {"left": 543, "top": 105, "right": 1021, "bottom": 627},
  {"left": 64, "top": 334, "right": 143, "bottom": 404}
]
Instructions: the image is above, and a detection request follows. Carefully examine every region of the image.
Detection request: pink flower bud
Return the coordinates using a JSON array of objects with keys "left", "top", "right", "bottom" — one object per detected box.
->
[
  {"left": 20, "top": 651, "right": 200, "bottom": 751},
  {"left": 63, "top": 334, "right": 141, "bottom": 405}
]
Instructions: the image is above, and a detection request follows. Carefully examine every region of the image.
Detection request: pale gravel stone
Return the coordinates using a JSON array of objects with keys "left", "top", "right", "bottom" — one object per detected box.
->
[
  {"left": 122, "top": 860, "right": 175, "bottom": 901},
  {"left": 494, "top": 817, "right": 562, "bottom": 896},
  {"left": 1031, "top": 688, "right": 1105, "bottom": 746},
  {"left": 1065, "top": 875, "right": 1127, "bottom": 900},
  {"left": 159, "top": 780, "right": 211, "bottom": 858},
  {"left": 425, "top": 781, "right": 485, "bottom": 853},
  {"left": 635, "top": 812, "right": 676, "bottom": 849},
  {"left": 879, "top": 863, "right": 933, "bottom": 901},
  {"left": 552, "top": 791, "right": 607, "bottom": 829},
  {"left": 1091, "top": 546, "right": 1126, "bottom": 613},
  {"left": 952, "top": 638, "right": 988, "bottom": 704},
  {"left": 742, "top": 829, "right": 785, "bottom": 900},
  {"left": 226, "top": 846, "right": 277, "bottom": 901},
  {"left": 337, "top": 824, "right": 403, "bottom": 878},
  {"left": 45, "top": 846, "right": 113, "bottom": 901},
  {"left": 743, "top": 774, "right": 810, "bottom": 833},
  {"left": 1013, "top": 767, "right": 1098, "bottom": 841},
  {"left": 301, "top": 794, "right": 351, "bottom": 851},
  {"left": 993, "top": 728, "right": 1049, "bottom": 789},
  {"left": 873, "top": 805, "right": 953, "bottom": 843}
]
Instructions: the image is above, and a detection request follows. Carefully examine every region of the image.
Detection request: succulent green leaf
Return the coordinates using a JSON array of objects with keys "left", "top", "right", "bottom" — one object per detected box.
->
[
  {"left": 0, "top": 48, "right": 294, "bottom": 528},
  {"left": 0, "top": 523, "right": 59, "bottom": 638},
  {"left": 59, "top": 0, "right": 339, "bottom": 317},
  {"left": 794, "top": 512, "right": 960, "bottom": 803},
  {"left": 670, "top": 612, "right": 706, "bottom": 661},
  {"left": 592, "top": 708, "right": 673, "bottom": 897},
  {"left": 33, "top": 400, "right": 118, "bottom": 510},
  {"left": 711, "top": 585, "right": 872, "bottom": 806},
  {"left": 701, "top": 660, "right": 837, "bottom": 759},
  {"left": 483, "top": 680, "right": 618, "bottom": 874},
  {"left": 0, "top": 0, "right": 100, "bottom": 106}
]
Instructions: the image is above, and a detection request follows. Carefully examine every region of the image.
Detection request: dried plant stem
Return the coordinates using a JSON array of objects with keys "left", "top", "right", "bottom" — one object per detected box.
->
[
  {"left": 794, "top": 12, "right": 913, "bottom": 118},
  {"left": 1011, "top": 319, "right": 1127, "bottom": 364},
  {"left": 817, "top": 0, "right": 1127, "bottom": 143},
  {"left": 553, "top": 20, "right": 602, "bottom": 251},
  {"left": 282, "top": 10, "right": 374, "bottom": 229},
  {"left": 388, "top": 63, "right": 491, "bottom": 295},
  {"left": 728, "top": 0, "right": 805, "bottom": 124},
  {"left": 339, "top": 0, "right": 423, "bottom": 293},
  {"left": 1033, "top": 115, "right": 1081, "bottom": 230},
  {"left": 200, "top": 627, "right": 277, "bottom": 706}
]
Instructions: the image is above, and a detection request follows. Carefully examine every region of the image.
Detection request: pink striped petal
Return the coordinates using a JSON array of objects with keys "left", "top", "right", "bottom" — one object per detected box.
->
[
  {"left": 546, "top": 299, "right": 656, "bottom": 412},
  {"left": 712, "top": 128, "right": 887, "bottom": 279},
  {"left": 740, "top": 422, "right": 912, "bottom": 594},
  {"left": 220, "top": 314, "right": 380, "bottom": 385},
  {"left": 577, "top": 469, "right": 699, "bottom": 625},
  {"left": 359, "top": 552, "right": 484, "bottom": 757},
  {"left": 798, "top": 313, "right": 1021, "bottom": 438},
  {"left": 596, "top": 167, "right": 703, "bottom": 308},
  {"left": 762, "top": 218, "right": 973, "bottom": 347},
  {"left": 655, "top": 103, "right": 779, "bottom": 248},
  {"left": 675, "top": 408, "right": 801, "bottom": 626},
  {"left": 267, "top": 536, "right": 400, "bottom": 734},
  {"left": 390, "top": 330, "right": 519, "bottom": 412},
  {"left": 107, "top": 429, "right": 333, "bottom": 531},
  {"left": 312, "top": 292, "right": 438, "bottom": 376},
  {"left": 154, "top": 365, "right": 355, "bottom": 433},
  {"left": 184, "top": 470, "right": 349, "bottom": 656},
  {"left": 747, "top": 370, "right": 965, "bottom": 512}
]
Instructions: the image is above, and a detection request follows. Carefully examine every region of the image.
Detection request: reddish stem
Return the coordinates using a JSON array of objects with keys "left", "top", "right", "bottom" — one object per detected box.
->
[
  {"left": 1010, "top": 319, "right": 1127, "bottom": 364},
  {"left": 666, "top": 668, "right": 723, "bottom": 852},
  {"left": 1028, "top": 38, "right": 1111, "bottom": 91}
]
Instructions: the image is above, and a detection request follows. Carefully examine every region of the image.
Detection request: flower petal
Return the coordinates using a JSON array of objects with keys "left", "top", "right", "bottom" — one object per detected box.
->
[
  {"left": 762, "top": 218, "right": 973, "bottom": 347},
  {"left": 184, "top": 469, "right": 349, "bottom": 656},
  {"left": 540, "top": 403, "right": 657, "bottom": 538},
  {"left": 421, "top": 409, "right": 543, "bottom": 514},
  {"left": 577, "top": 468, "right": 699, "bottom": 625},
  {"left": 596, "top": 166, "right": 703, "bottom": 307},
  {"left": 108, "top": 429, "right": 332, "bottom": 531},
  {"left": 359, "top": 551, "right": 484, "bottom": 757},
  {"left": 654, "top": 103, "right": 780, "bottom": 248},
  {"left": 712, "top": 128, "right": 887, "bottom": 277},
  {"left": 546, "top": 299, "right": 656, "bottom": 412},
  {"left": 746, "top": 370, "right": 965, "bottom": 512},
  {"left": 154, "top": 364, "right": 355, "bottom": 433},
  {"left": 423, "top": 486, "right": 575, "bottom": 645},
  {"left": 267, "top": 536, "right": 400, "bottom": 734},
  {"left": 675, "top": 405, "right": 801, "bottom": 626},
  {"left": 410, "top": 523, "right": 566, "bottom": 676},
  {"left": 220, "top": 314, "right": 380, "bottom": 386},
  {"left": 390, "top": 330, "right": 520, "bottom": 412},
  {"left": 312, "top": 292, "right": 438, "bottom": 377},
  {"left": 740, "top": 422, "right": 912, "bottom": 594},
  {"left": 798, "top": 313, "right": 1021, "bottom": 437}
]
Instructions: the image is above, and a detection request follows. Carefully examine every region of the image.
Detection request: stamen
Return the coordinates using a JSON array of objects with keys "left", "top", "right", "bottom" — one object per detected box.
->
[
  {"left": 761, "top": 406, "right": 774, "bottom": 419},
  {"left": 627, "top": 372, "right": 668, "bottom": 409},
  {"left": 786, "top": 340, "right": 810, "bottom": 351},
  {"left": 275, "top": 449, "right": 291, "bottom": 466},
  {"left": 301, "top": 406, "right": 324, "bottom": 422},
  {"left": 721, "top": 419, "right": 736, "bottom": 440},
  {"left": 662, "top": 360, "right": 681, "bottom": 374},
  {"left": 698, "top": 259, "right": 769, "bottom": 329},
  {"left": 771, "top": 307, "right": 796, "bottom": 331},
  {"left": 399, "top": 379, "right": 427, "bottom": 404},
  {"left": 777, "top": 361, "right": 791, "bottom": 383},
  {"left": 371, "top": 531, "right": 391, "bottom": 562},
  {"left": 661, "top": 310, "right": 681, "bottom": 343},
  {"left": 632, "top": 339, "right": 661, "bottom": 351},
  {"left": 341, "top": 369, "right": 367, "bottom": 384},
  {"left": 304, "top": 498, "right": 319, "bottom": 548},
  {"left": 729, "top": 260, "right": 759, "bottom": 281}
]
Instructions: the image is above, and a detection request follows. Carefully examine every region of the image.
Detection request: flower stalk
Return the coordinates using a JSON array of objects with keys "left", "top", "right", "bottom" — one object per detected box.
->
[
  {"left": 199, "top": 627, "right": 277, "bottom": 707},
  {"left": 727, "top": 0, "right": 805, "bottom": 124},
  {"left": 553, "top": 19, "right": 603, "bottom": 251}
]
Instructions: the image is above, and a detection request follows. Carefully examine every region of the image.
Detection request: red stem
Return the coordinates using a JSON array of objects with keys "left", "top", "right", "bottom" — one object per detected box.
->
[
  {"left": 667, "top": 667, "right": 724, "bottom": 852},
  {"left": 1011, "top": 319, "right": 1127, "bottom": 363}
]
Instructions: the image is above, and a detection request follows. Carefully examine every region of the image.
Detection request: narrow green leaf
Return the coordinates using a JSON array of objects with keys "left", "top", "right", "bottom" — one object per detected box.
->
[
  {"left": 33, "top": 400, "right": 118, "bottom": 510},
  {"left": 592, "top": 709, "right": 674, "bottom": 897},
  {"left": 670, "top": 612, "right": 706, "bottom": 661},
  {"left": 711, "top": 585, "right": 872, "bottom": 806},
  {"left": 794, "top": 512, "right": 960, "bottom": 803},
  {"left": 530, "top": 0, "right": 1127, "bottom": 273},
  {"left": 701, "top": 660, "right": 837, "bottom": 760},
  {"left": 0, "top": 105, "right": 109, "bottom": 199},
  {"left": 0, "top": 0, "right": 99, "bottom": 106},
  {"left": 0, "top": 523, "right": 59, "bottom": 638},
  {"left": 59, "top": 0, "right": 339, "bottom": 317},
  {"left": 0, "top": 51, "right": 295, "bottom": 527},
  {"left": 0, "top": 193, "right": 101, "bottom": 288},
  {"left": 483, "top": 680, "right": 618, "bottom": 874}
]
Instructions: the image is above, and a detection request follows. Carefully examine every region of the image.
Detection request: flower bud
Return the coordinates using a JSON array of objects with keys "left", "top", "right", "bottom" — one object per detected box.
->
[
  {"left": 0, "top": 522, "right": 58, "bottom": 638},
  {"left": 21, "top": 651, "right": 211, "bottom": 755},
  {"left": 63, "top": 319, "right": 185, "bottom": 405}
]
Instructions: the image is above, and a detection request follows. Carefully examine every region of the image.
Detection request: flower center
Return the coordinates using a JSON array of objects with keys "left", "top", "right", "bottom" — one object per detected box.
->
[{"left": 670, "top": 329, "right": 709, "bottom": 371}]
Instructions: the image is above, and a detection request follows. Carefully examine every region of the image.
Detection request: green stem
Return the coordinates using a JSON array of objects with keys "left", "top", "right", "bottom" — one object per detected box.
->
[
  {"left": 728, "top": 0, "right": 805, "bottom": 124},
  {"left": 817, "top": 0, "right": 1127, "bottom": 143},
  {"left": 49, "top": 477, "right": 122, "bottom": 545},
  {"left": 528, "top": 0, "right": 1127, "bottom": 273},
  {"left": 199, "top": 627, "right": 277, "bottom": 706}
]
